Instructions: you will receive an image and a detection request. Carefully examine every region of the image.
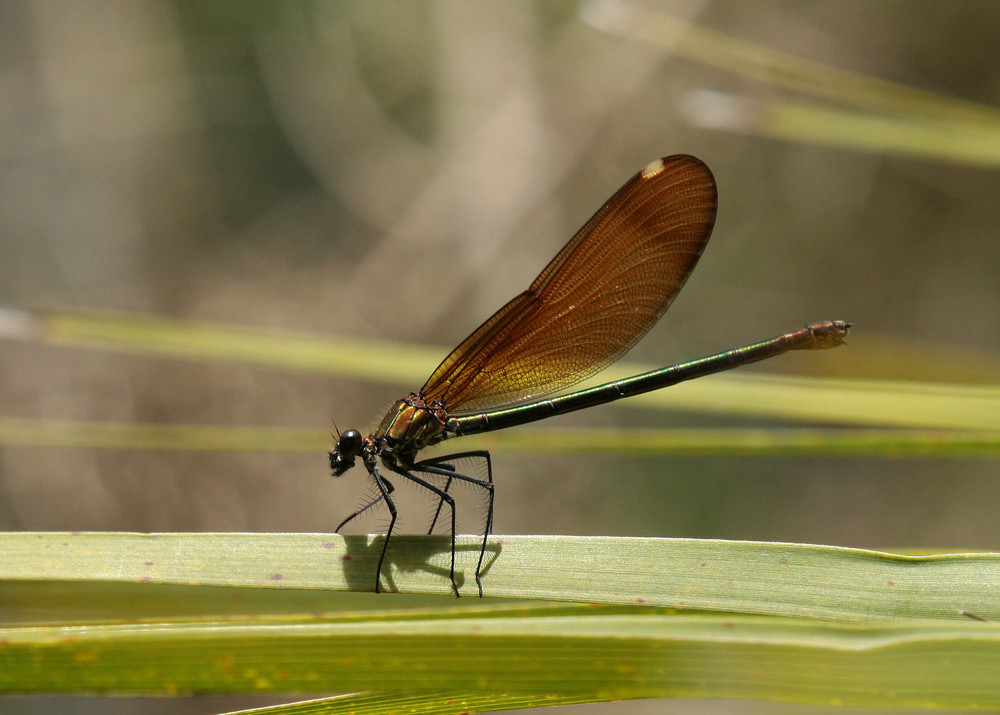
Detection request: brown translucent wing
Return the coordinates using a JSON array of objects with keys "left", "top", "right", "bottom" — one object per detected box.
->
[{"left": 421, "top": 155, "right": 718, "bottom": 414}]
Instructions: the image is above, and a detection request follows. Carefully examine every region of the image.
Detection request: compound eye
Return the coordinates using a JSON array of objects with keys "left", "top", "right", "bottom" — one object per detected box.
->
[{"left": 338, "top": 429, "right": 363, "bottom": 459}]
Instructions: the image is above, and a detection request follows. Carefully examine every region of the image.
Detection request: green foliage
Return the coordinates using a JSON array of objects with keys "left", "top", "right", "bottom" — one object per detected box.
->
[{"left": 4, "top": 532, "right": 1000, "bottom": 712}]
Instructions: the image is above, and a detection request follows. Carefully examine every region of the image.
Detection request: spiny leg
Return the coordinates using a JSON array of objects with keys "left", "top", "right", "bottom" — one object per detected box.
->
[
  {"left": 427, "top": 470, "right": 455, "bottom": 534},
  {"left": 334, "top": 482, "right": 392, "bottom": 533},
  {"left": 393, "top": 467, "right": 461, "bottom": 597},
  {"left": 413, "top": 451, "right": 494, "bottom": 597},
  {"left": 365, "top": 467, "right": 397, "bottom": 594}
]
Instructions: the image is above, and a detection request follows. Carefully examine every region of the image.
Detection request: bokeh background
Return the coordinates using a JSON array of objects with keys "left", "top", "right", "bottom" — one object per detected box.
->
[{"left": 1, "top": 1, "right": 1000, "bottom": 713}]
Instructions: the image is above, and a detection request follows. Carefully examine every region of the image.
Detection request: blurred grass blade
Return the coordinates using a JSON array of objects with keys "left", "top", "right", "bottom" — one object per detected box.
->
[
  {"left": 582, "top": 0, "right": 1000, "bottom": 126},
  {"left": 4, "top": 532, "right": 1000, "bottom": 622},
  {"left": 466, "top": 426, "right": 1000, "bottom": 456},
  {"left": 0, "top": 418, "right": 328, "bottom": 452},
  {"left": 680, "top": 91, "right": 1000, "bottom": 168},
  {"left": 0, "top": 305, "right": 437, "bottom": 384},
  {"left": 623, "top": 373, "right": 1000, "bottom": 430},
  {"left": 583, "top": 1, "right": 1000, "bottom": 167},
  {"left": 3, "top": 418, "right": 1000, "bottom": 456},
  {"left": 3, "top": 307, "right": 1000, "bottom": 430},
  {"left": 761, "top": 97, "right": 1000, "bottom": 166}
]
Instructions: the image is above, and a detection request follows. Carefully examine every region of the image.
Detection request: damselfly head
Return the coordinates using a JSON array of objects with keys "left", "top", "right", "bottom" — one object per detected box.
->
[{"left": 329, "top": 429, "right": 363, "bottom": 476}]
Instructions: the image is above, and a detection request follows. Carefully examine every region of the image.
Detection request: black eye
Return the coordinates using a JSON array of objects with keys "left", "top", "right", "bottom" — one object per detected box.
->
[{"left": 338, "top": 429, "right": 363, "bottom": 459}]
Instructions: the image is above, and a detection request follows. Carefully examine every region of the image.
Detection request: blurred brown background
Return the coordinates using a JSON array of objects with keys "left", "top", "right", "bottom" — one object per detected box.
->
[{"left": 1, "top": 1, "right": 999, "bottom": 713}]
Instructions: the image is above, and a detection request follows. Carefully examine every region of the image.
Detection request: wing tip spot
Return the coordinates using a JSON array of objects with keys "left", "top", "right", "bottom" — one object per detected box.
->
[{"left": 641, "top": 157, "right": 666, "bottom": 179}]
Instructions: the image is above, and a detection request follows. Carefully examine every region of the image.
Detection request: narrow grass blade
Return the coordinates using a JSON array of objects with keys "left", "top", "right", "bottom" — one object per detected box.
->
[
  {"left": 4, "top": 532, "right": 1000, "bottom": 622},
  {"left": 681, "top": 91, "right": 1000, "bottom": 168},
  {"left": 5, "top": 532, "right": 1000, "bottom": 708},
  {"left": 582, "top": 0, "right": 1000, "bottom": 127},
  {"left": 3, "top": 307, "right": 999, "bottom": 430},
  {"left": 1, "top": 306, "right": 436, "bottom": 384},
  {"left": 3, "top": 418, "right": 999, "bottom": 456},
  {"left": 464, "top": 426, "right": 1000, "bottom": 457}
]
